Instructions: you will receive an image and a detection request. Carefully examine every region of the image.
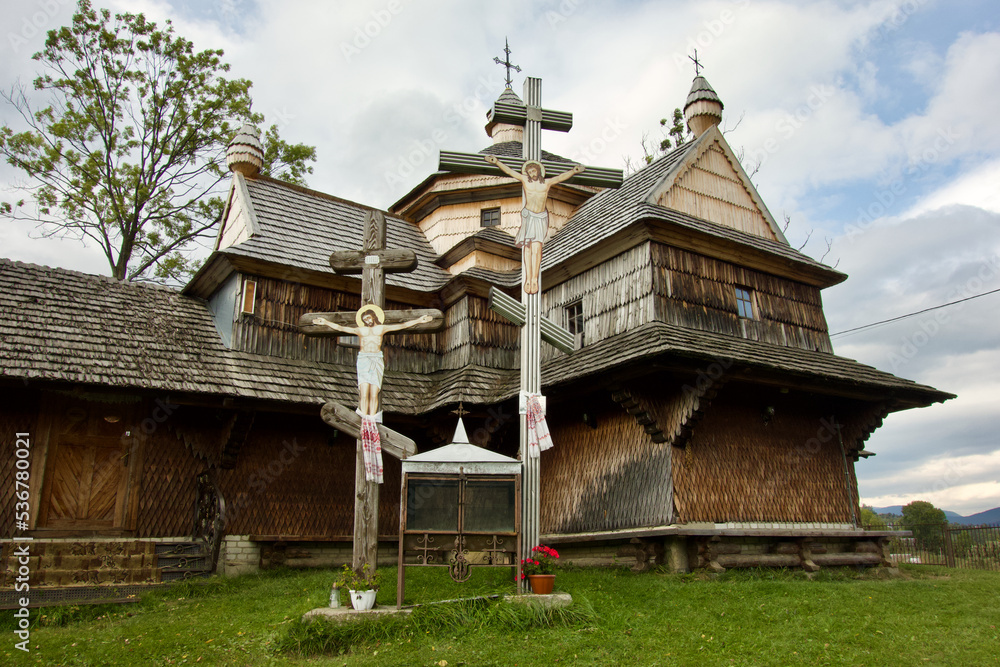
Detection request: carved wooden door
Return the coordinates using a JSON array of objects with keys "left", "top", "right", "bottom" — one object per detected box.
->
[{"left": 39, "top": 400, "right": 134, "bottom": 530}]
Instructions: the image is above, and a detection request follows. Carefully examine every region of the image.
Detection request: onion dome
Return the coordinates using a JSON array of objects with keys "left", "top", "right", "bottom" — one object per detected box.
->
[
  {"left": 226, "top": 123, "right": 265, "bottom": 177},
  {"left": 485, "top": 88, "right": 526, "bottom": 144},
  {"left": 683, "top": 76, "right": 724, "bottom": 137}
]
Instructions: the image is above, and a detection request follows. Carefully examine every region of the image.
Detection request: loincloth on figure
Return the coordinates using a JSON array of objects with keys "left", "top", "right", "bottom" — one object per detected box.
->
[
  {"left": 356, "top": 351, "right": 385, "bottom": 387},
  {"left": 515, "top": 208, "right": 548, "bottom": 247}
]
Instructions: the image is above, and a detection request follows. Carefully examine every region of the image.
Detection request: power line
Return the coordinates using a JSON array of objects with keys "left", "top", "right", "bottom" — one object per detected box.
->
[{"left": 830, "top": 286, "right": 1000, "bottom": 338}]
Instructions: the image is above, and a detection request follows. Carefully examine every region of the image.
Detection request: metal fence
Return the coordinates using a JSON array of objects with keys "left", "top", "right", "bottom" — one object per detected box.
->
[{"left": 880, "top": 523, "right": 1000, "bottom": 571}]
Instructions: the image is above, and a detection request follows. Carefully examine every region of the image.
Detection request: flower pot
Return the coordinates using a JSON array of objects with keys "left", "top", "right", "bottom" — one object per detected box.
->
[
  {"left": 349, "top": 589, "right": 377, "bottom": 610},
  {"left": 527, "top": 574, "right": 555, "bottom": 595}
]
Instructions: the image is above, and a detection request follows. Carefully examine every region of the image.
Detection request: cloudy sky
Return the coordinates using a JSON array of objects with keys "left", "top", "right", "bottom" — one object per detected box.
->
[{"left": 2, "top": 0, "right": 998, "bottom": 515}]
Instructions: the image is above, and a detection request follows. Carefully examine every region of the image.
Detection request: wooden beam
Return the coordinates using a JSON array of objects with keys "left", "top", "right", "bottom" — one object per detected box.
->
[
  {"left": 488, "top": 287, "right": 575, "bottom": 354},
  {"left": 329, "top": 249, "right": 418, "bottom": 275},
  {"left": 488, "top": 100, "right": 574, "bottom": 132},
  {"left": 297, "top": 308, "right": 444, "bottom": 337},
  {"left": 439, "top": 151, "right": 624, "bottom": 189},
  {"left": 321, "top": 401, "right": 417, "bottom": 460}
]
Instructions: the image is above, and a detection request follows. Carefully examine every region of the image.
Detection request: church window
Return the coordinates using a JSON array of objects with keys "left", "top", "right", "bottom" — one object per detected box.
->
[
  {"left": 480, "top": 206, "right": 501, "bottom": 227},
  {"left": 241, "top": 279, "right": 257, "bottom": 315},
  {"left": 566, "top": 301, "right": 584, "bottom": 348},
  {"left": 735, "top": 287, "right": 755, "bottom": 319}
]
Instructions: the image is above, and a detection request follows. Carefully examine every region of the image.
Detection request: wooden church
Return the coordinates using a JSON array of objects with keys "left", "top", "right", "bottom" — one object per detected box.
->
[{"left": 0, "top": 72, "right": 953, "bottom": 599}]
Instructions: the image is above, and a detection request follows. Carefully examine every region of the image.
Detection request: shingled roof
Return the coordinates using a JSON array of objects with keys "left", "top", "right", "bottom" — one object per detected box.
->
[
  {"left": 0, "top": 259, "right": 950, "bottom": 414},
  {"left": 480, "top": 141, "right": 576, "bottom": 164},
  {"left": 543, "top": 321, "right": 954, "bottom": 410},
  {"left": 216, "top": 177, "right": 454, "bottom": 293},
  {"left": 0, "top": 260, "right": 511, "bottom": 413}
]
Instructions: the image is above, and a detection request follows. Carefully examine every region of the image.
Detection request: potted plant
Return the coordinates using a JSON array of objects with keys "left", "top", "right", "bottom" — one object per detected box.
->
[
  {"left": 521, "top": 544, "right": 559, "bottom": 594},
  {"left": 336, "top": 563, "right": 382, "bottom": 610}
]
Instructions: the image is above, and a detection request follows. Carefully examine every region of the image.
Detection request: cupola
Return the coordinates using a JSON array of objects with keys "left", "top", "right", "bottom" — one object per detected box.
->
[
  {"left": 484, "top": 88, "right": 525, "bottom": 144},
  {"left": 683, "top": 76, "right": 724, "bottom": 137},
  {"left": 226, "top": 123, "right": 265, "bottom": 177}
]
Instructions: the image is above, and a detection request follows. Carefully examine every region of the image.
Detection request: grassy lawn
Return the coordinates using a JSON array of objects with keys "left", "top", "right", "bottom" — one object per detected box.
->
[{"left": 2, "top": 564, "right": 998, "bottom": 665}]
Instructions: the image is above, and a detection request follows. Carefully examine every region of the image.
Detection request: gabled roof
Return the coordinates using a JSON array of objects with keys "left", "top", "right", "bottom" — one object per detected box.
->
[
  {"left": 542, "top": 133, "right": 846, "bottom": 288},
  {"left": 189, "top": 176, "right": 455, "bottom": 296}
]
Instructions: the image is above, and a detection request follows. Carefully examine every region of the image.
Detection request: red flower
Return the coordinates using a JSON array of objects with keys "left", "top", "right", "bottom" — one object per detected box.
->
[{"left": 521, "top": 545, "right": 559, "bottom": 576}]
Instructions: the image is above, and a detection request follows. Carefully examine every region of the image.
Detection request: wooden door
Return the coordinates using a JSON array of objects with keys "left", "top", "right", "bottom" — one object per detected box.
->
[{"left": 39, "top": 399, "right": 135, "bottom": 530}]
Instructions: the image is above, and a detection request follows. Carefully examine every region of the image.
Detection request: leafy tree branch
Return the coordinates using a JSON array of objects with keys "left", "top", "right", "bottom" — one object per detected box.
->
[{"left": 0, "top": 0, "right": 315, "bottom": 283}]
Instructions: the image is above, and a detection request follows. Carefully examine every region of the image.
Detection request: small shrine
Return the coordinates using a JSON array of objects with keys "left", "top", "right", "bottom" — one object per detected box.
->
[{"left": 396, "top": 417, "right": 522, "bottom": 608}]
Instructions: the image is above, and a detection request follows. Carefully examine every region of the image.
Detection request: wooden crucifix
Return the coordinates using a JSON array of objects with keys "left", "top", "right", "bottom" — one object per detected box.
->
[
  {"left": 298, "top": 209, "right": 443, "bottom": 572},
  {"left": 438, "top": 76, "right": 623, "bottom": 574}
]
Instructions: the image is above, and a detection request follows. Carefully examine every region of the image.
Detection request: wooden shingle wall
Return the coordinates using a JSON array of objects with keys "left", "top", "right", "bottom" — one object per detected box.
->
[
  {"left": 233, "top": 276, "right": 440, "bottom": 373},
  {"left": 0, "top": 391, "right": 38, "bottom": 537},
  {"left": 671, "top": 388, "right": 859, "bottom": 524},
  {"left": 232, "top": 275, "right": 354, "bottom": 363},
  {"left": 542, "top": 245, "right": 655, "bottom": 362},
  {"left": 216, "top": 413, "right": 402, "bottom": 538},
  {"left": 414, "top": 174, "right": 578, "bottom": 257},
  {"left": 651, "top": 244, "right": 833, "bottom": 353},
  {"left": 135, "top": 419, "right": 205, "bottom": 537},
  {"left": 541, "top": 400, "right": 673, "bottom": 534},
  {"left": 656, "top": 141, "right": 778, "bottom": 241},
  {"left": 440, "top": 295, "right": 519, "bottom": 370}
]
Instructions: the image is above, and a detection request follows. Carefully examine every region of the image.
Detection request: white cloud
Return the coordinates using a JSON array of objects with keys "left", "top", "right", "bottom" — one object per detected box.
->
[
  {"left": 861, "top": 449, "right": 1000, "bottom": 515},
  {"left": 904, "top": 158, "right": 1000, "bottom": 217}
]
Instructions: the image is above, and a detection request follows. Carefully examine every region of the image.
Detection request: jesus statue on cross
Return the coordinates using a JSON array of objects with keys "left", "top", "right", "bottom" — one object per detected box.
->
[
  {"left": 312, "top": 305, "right": 433, "bottom": 420},
  {"left": 485, "top": 154, "right": 585, "bottom": 294}
]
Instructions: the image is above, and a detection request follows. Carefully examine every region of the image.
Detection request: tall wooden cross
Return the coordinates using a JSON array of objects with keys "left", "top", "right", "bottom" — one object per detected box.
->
[
  {"left": 298, "top": 209, "right": 443, "bottom": 572},
  {"left": 438, "top": 77, "right": 623, "bottom": 571}
]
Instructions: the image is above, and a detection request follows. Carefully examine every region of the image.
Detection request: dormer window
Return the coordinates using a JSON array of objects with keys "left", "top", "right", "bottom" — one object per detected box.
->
[
  {"left": 480, "top": 206, "right": 501, "bottom": 227},
  {"left": 735, "top": 287, "right": 755, "bottom": 319}
]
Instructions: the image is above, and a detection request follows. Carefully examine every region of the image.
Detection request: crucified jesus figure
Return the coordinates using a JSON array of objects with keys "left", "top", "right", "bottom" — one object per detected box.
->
[
  {"left": 312, "top": 305, "right": 432, "bottom": 419},
  {"left": 485, "top": 155, "right": 585, "bottom": 294}
]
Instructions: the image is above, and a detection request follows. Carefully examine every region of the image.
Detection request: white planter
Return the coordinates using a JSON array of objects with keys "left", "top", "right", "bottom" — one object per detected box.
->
[{"left": 349, "top": 589, "right": 377, "bottom": 611}]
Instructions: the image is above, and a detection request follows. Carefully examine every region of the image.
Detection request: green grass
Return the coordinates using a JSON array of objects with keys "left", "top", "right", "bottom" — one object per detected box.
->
[{"left": 3, "top": 564, "right": 999, "bottom": 665}]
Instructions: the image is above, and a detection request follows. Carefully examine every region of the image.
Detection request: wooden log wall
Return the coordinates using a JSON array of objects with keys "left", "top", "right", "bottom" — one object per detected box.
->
[
  {"left": 541, "top": 398, "right": 673, "bottom": 534},
  {"left": 670, "top": 387, "right": 861, "bottom": 525},
  {"left": 651, "top": 244, "right": 834, "bottom": 353},
  {"left": 542, "top": 244, "right": 655, "bottom": 362}
]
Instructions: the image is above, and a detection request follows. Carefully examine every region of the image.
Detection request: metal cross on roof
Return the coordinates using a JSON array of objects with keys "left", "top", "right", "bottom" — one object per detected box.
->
[
  {"left": 493, "top": 37, "right": 521, "bottom": 89},
  {"left": 689, "top": 49, "right": 703, "bottom": 77},
  {"left": 451, "top": 402, "right": 470, "bottom": 418}
]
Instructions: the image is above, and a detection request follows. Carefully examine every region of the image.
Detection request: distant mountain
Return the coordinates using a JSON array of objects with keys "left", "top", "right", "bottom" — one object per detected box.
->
[
  {"left": 869, "top": 505, "right": 1000, "bottom": 525},
  {"left": 953, "top": 507, "right": 1000, "bottom": 526}
]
